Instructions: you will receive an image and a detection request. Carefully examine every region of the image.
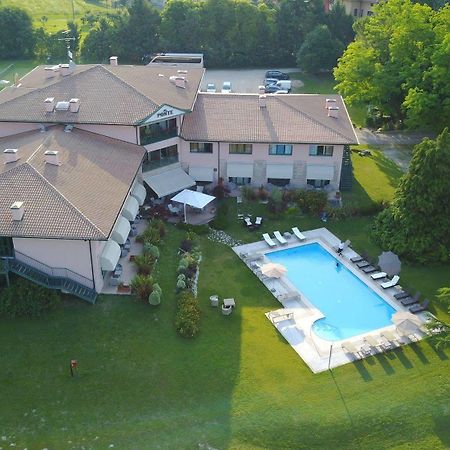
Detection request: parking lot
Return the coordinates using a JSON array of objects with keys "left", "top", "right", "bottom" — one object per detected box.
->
[{"left": 201, "top": 67, "right": 299, "bottom": 93}]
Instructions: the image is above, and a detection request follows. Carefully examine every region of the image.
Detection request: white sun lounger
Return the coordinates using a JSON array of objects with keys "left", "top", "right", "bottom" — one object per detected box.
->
[
  {"left": 292, "top": 227, "right": 306, "bottom": 241},
  {"left": 371, "top": 272, "right": 387, "bottom": 280},
  {"left": 274, "top": 231, "right": 287, "bottom": 245},
  {"left": 262, "top": 233, "right": 276, "bottom": 247},
  {"left": 381, "top": 275, "right": 400, "bottom": 289},
  {"left": 341, "top": 341, "right": 361, "bottom": 359}
]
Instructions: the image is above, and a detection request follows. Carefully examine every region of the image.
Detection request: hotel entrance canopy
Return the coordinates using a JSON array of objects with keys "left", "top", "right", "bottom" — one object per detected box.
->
[{"left": 142, "top": 167, "right": 195, "bottom": 198}]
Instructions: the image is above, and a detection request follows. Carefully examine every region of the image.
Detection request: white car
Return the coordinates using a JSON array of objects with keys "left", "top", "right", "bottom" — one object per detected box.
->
[
  {"left": 206, "top": 83, "right": 216, "bottom": 93},
  {"left": 221, "top": 81, "right": 232, "bottom": 93}
]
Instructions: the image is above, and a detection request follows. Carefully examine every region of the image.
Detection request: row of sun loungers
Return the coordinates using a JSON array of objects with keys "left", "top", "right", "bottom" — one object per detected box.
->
[{"left": 263, "top": 227, "right": 306, "bottom": 248}]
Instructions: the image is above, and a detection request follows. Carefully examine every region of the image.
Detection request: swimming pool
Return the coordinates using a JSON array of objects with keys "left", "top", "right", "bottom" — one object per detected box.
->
[{"left": 266, "top": 243, "right": 396, "bottom": 341}]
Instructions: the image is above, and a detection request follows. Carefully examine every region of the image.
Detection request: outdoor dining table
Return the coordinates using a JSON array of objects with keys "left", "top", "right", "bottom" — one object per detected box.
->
[{"left": 223, "top": 298, "right": 236, "bottom": 308}]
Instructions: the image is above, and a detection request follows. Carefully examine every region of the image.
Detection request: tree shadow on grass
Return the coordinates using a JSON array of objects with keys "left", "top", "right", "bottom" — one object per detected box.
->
[{"left": 425, "top": 339, "right": 449, "bottom": 361}]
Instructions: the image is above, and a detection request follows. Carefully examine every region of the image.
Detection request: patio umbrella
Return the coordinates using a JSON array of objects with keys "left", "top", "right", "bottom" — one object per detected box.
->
[
  {"left": 171, "top": 189, "right": 215, "bottom": 223},
  {"left": 378, "top": 251, "right": 401, "bottom": 277},
  {"left": 261, "top": 262, "right": 287, "bottom": 278},
  {"left": 392, "top": 311, "right": 423, "bottom": 335}
]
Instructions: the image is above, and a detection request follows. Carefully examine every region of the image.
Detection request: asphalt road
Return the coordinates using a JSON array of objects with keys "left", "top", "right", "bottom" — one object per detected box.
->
[{"left": 201, "top": 67, "right": 298, "bottom": 93}]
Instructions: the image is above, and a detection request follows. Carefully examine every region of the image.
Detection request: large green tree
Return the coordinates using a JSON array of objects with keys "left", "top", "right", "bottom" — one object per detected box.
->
[
  {"left": 372, "top": 129, "right": 450, "bottom": 263},
  {"left": 0, "top": 7, "right": 35, "bottom": 58},
  {"left": 334, "top": 0, "right": 449, "bottom": 128}
]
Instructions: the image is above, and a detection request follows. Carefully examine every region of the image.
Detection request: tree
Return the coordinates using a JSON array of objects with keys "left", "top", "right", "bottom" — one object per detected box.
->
[
  {"left": 296, "top": 25, "right": 344, "bottom": 73},
  {"left": 0, "top": 7, "right": 35, "bottom": 58},
  {"left": 81, "top": 17, "right": 120, "bottom": 63},
  {"left": 372, "top": 129, "right": 450, "bottom": 263},
  {"left": 325, "top": 3, "right": 354, "bottom": 46}
]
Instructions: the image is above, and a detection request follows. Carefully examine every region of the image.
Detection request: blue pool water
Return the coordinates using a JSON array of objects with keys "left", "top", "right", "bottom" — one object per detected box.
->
[{"left": 266, "top": 243, "right": 396, "bottom": 341}]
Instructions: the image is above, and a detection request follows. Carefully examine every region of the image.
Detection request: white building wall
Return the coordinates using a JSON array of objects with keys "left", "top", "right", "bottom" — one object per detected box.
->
[
  {"left": 0, "top": 122, "right": 43, "bottom": 137},
  {"left": 74, "top": 124, "right": 138, "bottom": 144},
  {"left": 12, "top": 237, "right": 105, "bottom": 291}
]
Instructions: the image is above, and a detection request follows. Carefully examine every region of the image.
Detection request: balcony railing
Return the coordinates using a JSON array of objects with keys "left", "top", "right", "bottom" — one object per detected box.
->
[
  {"left": 142, "top": 156, "right": 179, "bottom": 172},
  {"left": 140, "top": 129, "right": 178, "bottom": 146}
]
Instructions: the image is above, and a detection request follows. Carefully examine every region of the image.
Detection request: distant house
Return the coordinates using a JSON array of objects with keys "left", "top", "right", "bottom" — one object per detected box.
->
[
  {"left": 330, "top": 0, "right": 379, "bottom": 17},
  {"left": 0, "top": 57, "right": 357, "bottom": 302}
]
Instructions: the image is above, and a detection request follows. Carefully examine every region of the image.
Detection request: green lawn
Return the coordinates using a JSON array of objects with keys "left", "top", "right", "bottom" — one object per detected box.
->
[{"left": 0, "top": 60, "right": 38, "bottom": 84}]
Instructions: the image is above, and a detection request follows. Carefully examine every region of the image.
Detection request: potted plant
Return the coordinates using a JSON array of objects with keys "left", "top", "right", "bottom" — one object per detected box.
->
[{"left": 117, "top": 282, "right": 131, "bottom": 294}]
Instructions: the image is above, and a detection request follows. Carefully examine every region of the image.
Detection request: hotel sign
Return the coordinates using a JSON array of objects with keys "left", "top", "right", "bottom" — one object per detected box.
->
[{"left": 140, "top": 105, "right": 186, "bottom": 125}]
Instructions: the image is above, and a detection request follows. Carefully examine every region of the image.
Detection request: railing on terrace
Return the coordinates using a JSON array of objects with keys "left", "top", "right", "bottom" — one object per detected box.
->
[
  {"left": 140, "top": 129, "right": 178, "bottom": 146},
  {"left": 14, "top": 251, "right": 94, "bottom": 289},
  {"left": 142, "top": 156, "right": 179, "bottom": 172}
]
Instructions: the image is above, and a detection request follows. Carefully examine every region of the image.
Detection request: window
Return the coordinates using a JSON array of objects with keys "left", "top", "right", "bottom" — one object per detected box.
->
[
  {"left": 269, "top": 144, "right": 293, "bottom": 156},
  {"left": 267, "top": 178, "right": 290, "bottom": 187},
  {"left": 353, "top": 8, "right": 358, "bottom": 16},
  {"left": 229, "top": 177, "right": 251, "bottom": 185},
  {"left": 190, "top": 142, "right": 213, "bottom": 153},
  {"left": 139, "top": 118, "right": 177, "bottom": 145},
  {"left": 307, "top": 179, "right": 330, "bottom": 188},
  {"left": 229, "top": 143, "right": 252, "bottom": 154},
  {"left": 309, "top": 145, "right": 334, "bottom": 156},
  {"left": 367, "top": 10, "right": 373, "bottom": 15}
]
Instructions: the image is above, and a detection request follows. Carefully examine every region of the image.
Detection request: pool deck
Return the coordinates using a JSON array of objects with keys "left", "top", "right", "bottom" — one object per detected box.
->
[{"left": 232, "top": 227, "right": 430, "bottom": 373}]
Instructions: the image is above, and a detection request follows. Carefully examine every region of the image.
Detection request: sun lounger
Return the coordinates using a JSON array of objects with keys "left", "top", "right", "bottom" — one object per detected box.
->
[
  {"left": 358, "top": 343, "right": 372, "bottom": 356},
  {"left": 409, "top": 299, "right": 430, "bottom": 314},
  {"left": 356, "top": 260, "right": 370, "bottom": 268},
  {"left": 379, "top": 336, "right": 394, "bottom": 350},
  {"left": 364, "top": 335, "right": 381, "bottom": 350},
  {"left": 262, "top": 233, "right": 277, "bottom": 247},
  {"left": 350, "top": 255, "right": 364, "bottom": 263},
  {"left": 255, "top": 216, "right": 263, "bottom": 226},
  {"left": 274, "top": 231, "right": 287, "bottom": 245},
  {"left": 371, "top": 272, "right": 387, "bottom": 280},
  {"left": 393, "top": 290, "right": 410, "bottom": 300},
  {"left": 381, "top": 330, "right": 400, "bottom": 345},
  {"left": 341, "top": 341, "right": 361, "bottom": 359},
  {"left": 400, "top": 291, "right": 421, "bottom": 306},
  {"left": 361, "top": 265, "right": 377, "bottom": 273},
  {"left": 292, "top": 227, "right": 306, "bottom": 241},
  {"left": 244, "top": 217, "right": 253, "bottom": 228},
  {"left": 381, "top": 275, "right": 400, "bottom": 289}
]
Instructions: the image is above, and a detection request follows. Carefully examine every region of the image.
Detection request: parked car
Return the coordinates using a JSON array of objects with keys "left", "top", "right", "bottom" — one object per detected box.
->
[
  {"left": 264, "top": 78, "right": 279, "bottom": 86},
  {"left": 264, "top": 84, "right": 283, "bottom": 93},
  {"left": 221, "top": 81, "right": 232, "bottom": 93},
  {"left": 265, "top": 80, "right": 292, "bottom": 93},
  {"left": 265, "top": 70, "right": 290, "bottom": 80},
  {"left": 206, "top": 83, "right": 216, "bottom": 93}
]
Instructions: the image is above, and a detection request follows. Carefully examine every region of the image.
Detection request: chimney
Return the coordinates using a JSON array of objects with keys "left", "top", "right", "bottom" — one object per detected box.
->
[
  {"left": 258, "top": 85, "right": 266, "bottom": 95},
  {"left": 60, "top": 64, "right": 70, "bottom": 76},
  {"left": 109, "top": 56, "right": 118, "bottom": 66},
  {"left": 175, "top": 77, "right": 186, "bottom": 89},
  {"left": 44, "top": 150, "right": 61, "bottom": 166},
  {"left": 3, "top": 148, "right": 19, "bottom": 164},
  {"left": 44, "top": 97, "right": 55, "bottom": 112},
  {"left": 11, "top": 201, "right": 25, "bottom": 221},
  {"left": 327, "top": 106, "right": 340, "bottom": 118},
  {"left": 325, "top": 98, "right": 337, "bottom": 109},
  {"left": 69, "top": 98, "right": 80, "bottom": 113},
  {"left": 258, "top": 94, "right": 267, "bottom": 108}
]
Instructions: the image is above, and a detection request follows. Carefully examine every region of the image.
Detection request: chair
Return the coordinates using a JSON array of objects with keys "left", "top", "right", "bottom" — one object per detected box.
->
[
  {"left": 221, "top": 304, "right": 233, "bottom": 316},
  {"left": 262, "top": 233, "right": 277, "bottom": 247},
  {"left": 341, "top": 341, "right": 361, "bottom": 359},
  {"left": 356, "top": 260, "right": 370, "bottom": 268},
  {"left": 400, "top": 291, "right": 421, "bottom": 306},
  {"left": 361, "top": 265, "right": 377, "bottom": 273},
  {"left": 168, "top": 203, "right": 180, "bottom": 215},
  {"left": 350, "top": 255, "right": 364, "bottom": 263},
  {"left": 274, "top": 231, "right": 287, "bottom": 245},
  {"left": 292, "top": 227, "right": 306, "bottom": 241},
  {"left": 244, "top": 217, "right": 253, "bottom": 228},
  {"left": 371, "top": 272, "right": 387, "bottom": 280},
  {"left": 381, "top": 275, "right": 400, "bottom": 289},
  {"left": 393, "top": 290, "right": 410, "bottom": 300},
  {"left": 381, "top": 330, "right": 401, "bottom": 346},
  {"left": 364, "top": 335, "right": 382, "bottom": 351},
  {"left": 210, "top": 295, "right": 219, "bottom": 307},
  {"left": 409, "top": 299, "right": 430, "bottom": 314},
  {"left": 255, "top": 216, "right": 263, "bottom": 227},
  {"left": 196, "top": 185, "right": 204, "bottom": 192}
]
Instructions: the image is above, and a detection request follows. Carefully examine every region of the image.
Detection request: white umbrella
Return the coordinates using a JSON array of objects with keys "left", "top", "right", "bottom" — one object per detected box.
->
[
  {"left": 261, "top": 262, "right": 287, "bottom": 278},
  {"left": 378, "top": 251, "right": 401, "bottom": 277},
  {"left": 392, "top": 311, "right": 423, "bottom": 335},
  {"left": 171, "top": 188, "right": 215, "bottom": 223}
]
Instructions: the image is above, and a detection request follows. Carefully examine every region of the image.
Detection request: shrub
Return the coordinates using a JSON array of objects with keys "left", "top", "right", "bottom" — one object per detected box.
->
[
  {"left": 152, "top": 218, "right": 166, "bottom": 237},
  {"left": 241, "top": 185, "right": 257, "bottom": 201},
  {"left": 175, "top": 291, "right": 201, "bottom": 338},
  {"left": 258, "top": 186, "right": 269, "bottom": 201},
  {"left": 143, "top": 243, "right": 159, "bottom": 259},
  {"left": 178, "top": 258, "right": 189, "bottom": 273},
  {"left": 137, "top": 225, "right": 161, "bottom": 245},
  {"left": 0, "top": 279, "right": 60, "bottom": 318},
  {"left": 175, "top": 223, "right": 209, "bottom": 235},
  {"left": 148, "top": 289, "right": 161, "bottom": 306},
  {"left": 180, "top": 239, "right": 193, "bottom": 253},
  {"left": 176, "top": 278, "right": 186, "bottom": 291},
  {"left": 133, "top": 254, "right": 155, "bottom": 275},
  {"left": 210, "top": 201, "right": 229, "bottom": 230},
  {"left": 130, "top": 274, "right": 153, "bottom": 301}
]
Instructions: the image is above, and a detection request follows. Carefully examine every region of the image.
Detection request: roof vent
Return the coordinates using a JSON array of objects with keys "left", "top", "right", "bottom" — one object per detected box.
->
[
  {"left": 38, "top": 124, "right": 47, "bottom": 133},
  {"left": 11, "top": 201, "right": 25, "bottom": 221},
  {"left": 175, "top": 77, "right": 186, "bottom": 89},
  {"left": 64, "top": 124, "right": 74, "bottom": 133},
  {"left": 258, "top": 85, "right": 266, "bottom": 95},
  {"left": 177, "top": 70, "right": 188, "bottom": 74},
  {"left": 44, "top": 97, "right": 55, "bottom": 112},
  {"left": 44, "top": 65, "right": 59, "bottom": 78},
  {"left": 325, "top": 98, "right": 337, "bottom": 108},
  {"left": 60, "top": 64, "right": 71, "bottom": 76},
  {"left": 4, "top": 148, "right": 19, "bottom": 164},
  {"left": 69, "top": 98, "right": 80, "bottom": 113},
  {"left": 158, "top": 73, "right": 165, "bottom": 78},
  {"left": 55, "top": 101, "right": 70, "bottom": 111},
  {"left": 327, "top": 106, "right": 340, "bottom": 118},
  {"left": 109, "top": 56, "right": 118, "bottom": 66},
  {"left": 258, "top": 94, "right": 267, "bottom": 108},
  {"left": 44, "top": 150, "right": 61, "bottom": 166}
]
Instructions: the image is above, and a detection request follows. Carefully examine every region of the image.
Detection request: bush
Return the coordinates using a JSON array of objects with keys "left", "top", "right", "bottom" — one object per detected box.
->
[
  {"left": 130, "top": 274, "right": 153, "bottom": 301},
  {"left": 258, "top": 186, "right": 269, "bottom": 201},
  {"left": 133, "top": 254, "right": 155, "bottom": 275},
  {"left": 175, "top": 291, "right": 201, "bottom": 338},
  {"left": 148, "top": 289, "right": 161, "bottom": 306},
  {"left": 178, "top": 258, "right": 189, "bottom": 273},
  {"left": 143, "top": 243, "right": 160, "bottom": 259},
  {"left": 210, "top": 201, "right": 229, "bottom": 230},
  {"left": 0, "top": 279, "right": 60, "bottom": 318},
  {"left": 175, "top": 223, "right": 209, "bottom": 235},
  {"left": 241, "top": 185, "right": 257, "bottom": 201},
  {"left": 180, "top": 239, "right": 193, "bottom": 253},
  {"left": 176, "top": 279, "right": 186, "bottom": 291}
]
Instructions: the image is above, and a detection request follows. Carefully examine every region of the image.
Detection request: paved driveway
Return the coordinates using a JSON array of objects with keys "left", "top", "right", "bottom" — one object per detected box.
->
[{"left": 201, "top": 67, "right": 298, "bottom": 93}]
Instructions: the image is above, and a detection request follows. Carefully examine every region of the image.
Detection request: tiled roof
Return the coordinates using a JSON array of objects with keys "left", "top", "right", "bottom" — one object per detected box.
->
[
  {"left": 0, "top": 127, "right": 145, "bottom": 239},
  {"left": 0, "top": 65, "right": 204, "bottom": 125},
  {"left": 181, "top": 93, "right": 358, "bottom": 145}
]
